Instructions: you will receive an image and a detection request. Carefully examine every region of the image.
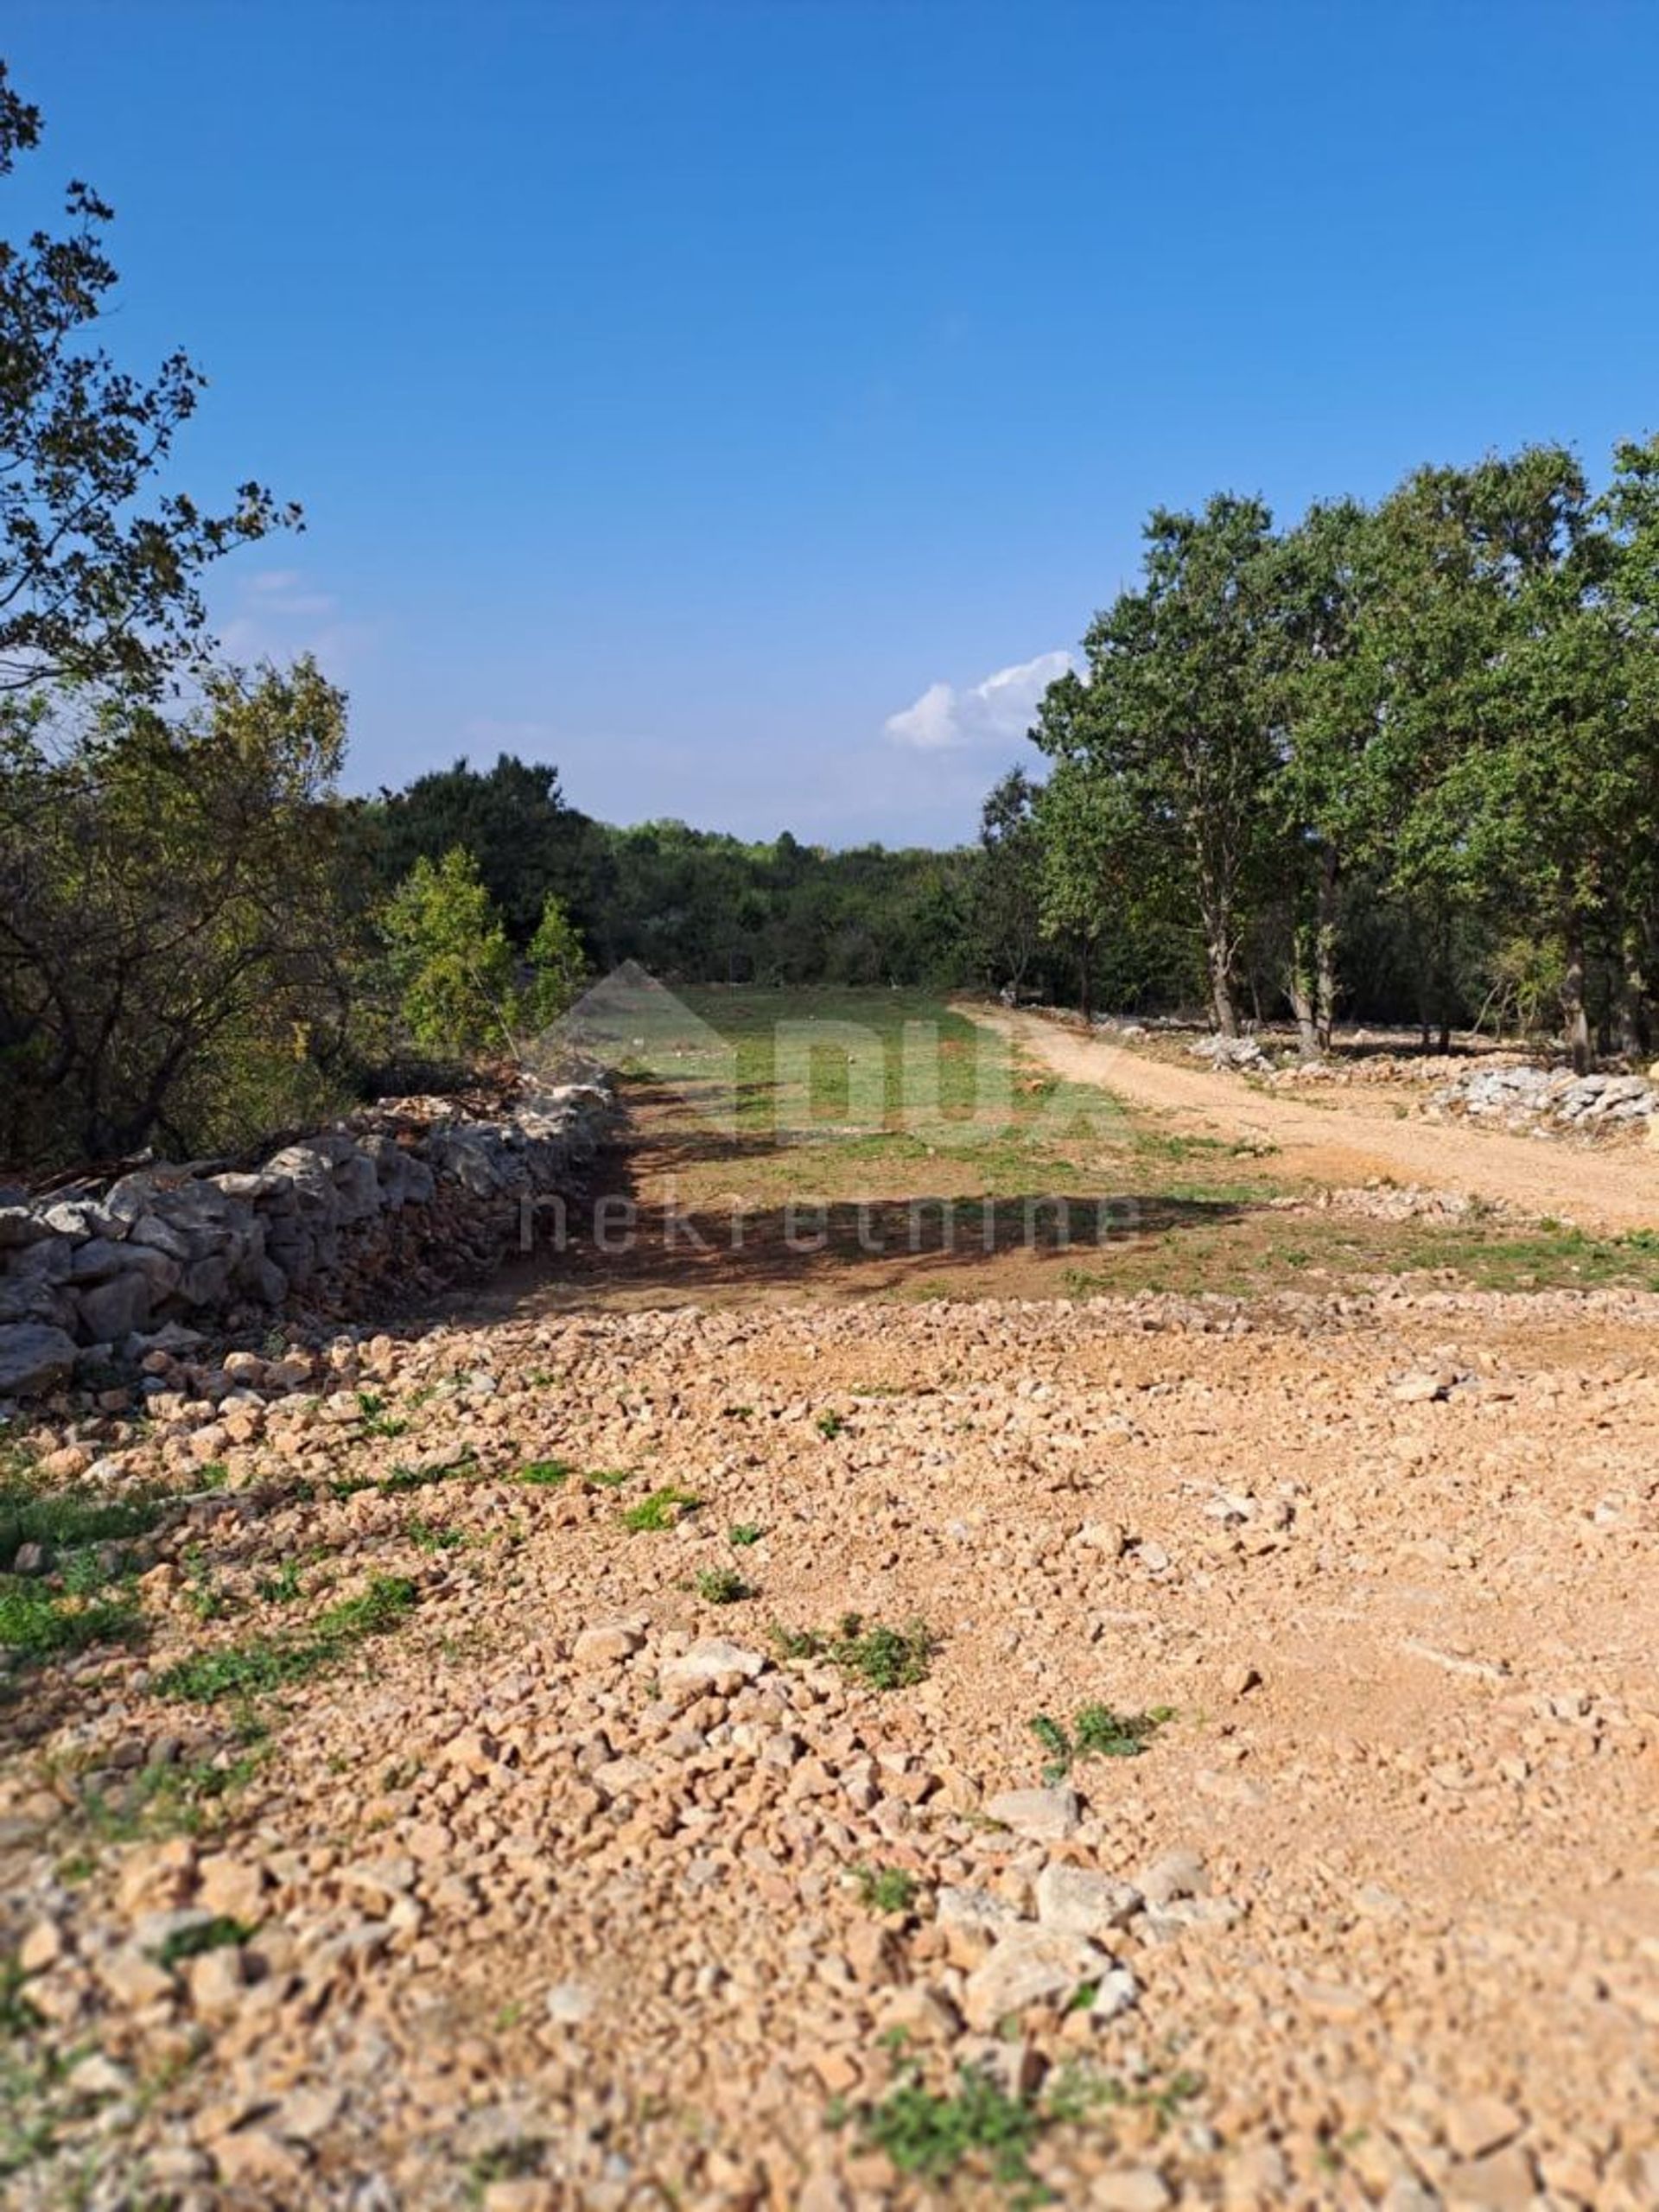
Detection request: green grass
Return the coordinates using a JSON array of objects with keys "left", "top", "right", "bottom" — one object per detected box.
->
[
  {"left": 405, "top": 1516, "right": 465, "bottom": 1552},
  {"left": 855, "top": 1865, "right": 919, "bottom": 1915},
  {"left": 774, "top": 1612, "right": 932, "bottom": 1691},
  {"left": 620, "top": 1484, "right": 702, "bottom": 1532},
  {"left": 0, "top": 1961, "right": 41, "bottom": 2040},
  {"left": 155, "top": 1573, "right": 416, "bottom": 1704},
  {"left": 0, "top": 1477, "right": 165, "bottom": 1572},
  {"left": 727, "top": 1522, "right": 763, "bottom": 1547},
  {"left": 695, "top": 1565, "right": 753, "bottom": 1605},
  {"left": 254, "top": 1561, "right": 304, "bottom": 1605},
  {"left": 853, "top": 2063, "right": 1041, "bottom": 2194},
  {"left": 815, "top": 1410, "right": 845, "bottom": 1439},
  {"left": 78, "top": 1745, "right": 265, "bottom": 1844},
  {"left": 516, "top": 1459, "right": 572, "bottom": 1486},
  {"left": 153, "top": 1915, "right": 253, "bottom": 1969},
  {"left": 325, "top": 1449, "right": 478, "bottom": 1502},
  {"left": 0, "top": 1575, "right": 141, "bottom": 1660}
]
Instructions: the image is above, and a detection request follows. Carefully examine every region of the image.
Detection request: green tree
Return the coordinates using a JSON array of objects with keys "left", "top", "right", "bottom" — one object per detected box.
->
[
  {"left": 1036, "top": 496, "right": 1280, "bottom": 1033},
  {"left": 522, "top": 893, "right": 588, "bottom": 1031},
  {"left": 972, "top": 768, "right": 1044, "bottom": 995},
  {"left": 0, "top": 658, "right": 354, "bottom": 1161},
  {"left": 1260, "top": 497, "right": 1389, "bottom": 1054},
  {"left": 0, "top": 62, "right": 296, "bottom": 695},
  {"left": 372, "top": 753, "right": 598, "bottom": 944},
  {"left": 379, "top": 847, "right": 520, "bottom": 1061}
]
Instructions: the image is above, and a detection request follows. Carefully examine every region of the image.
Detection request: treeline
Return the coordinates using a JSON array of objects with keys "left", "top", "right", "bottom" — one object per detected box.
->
[
  {"left": 2, "top": 726, "right": 979, "bottom": 1168},
  {"left": 372, "top": 757, "right": 973, "bottom": 988},
  {"left": 981, "top": 445, "right": 1659, "bottom": 1068}
]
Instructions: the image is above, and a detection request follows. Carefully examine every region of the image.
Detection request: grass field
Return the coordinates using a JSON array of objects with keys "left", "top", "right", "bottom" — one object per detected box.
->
[{"left": 531, "top": 986, "right": 1659, "bottom": 1306}]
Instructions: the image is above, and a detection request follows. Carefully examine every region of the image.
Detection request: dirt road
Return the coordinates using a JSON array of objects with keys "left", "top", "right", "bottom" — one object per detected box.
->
[{"left": 976, "top": 1006, "right": 1659, "bottom": 1234}]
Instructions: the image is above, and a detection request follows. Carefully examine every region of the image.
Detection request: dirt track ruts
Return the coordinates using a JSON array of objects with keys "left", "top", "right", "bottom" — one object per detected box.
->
[{"left": 971, "top": 1007, "right": 1659, "bottom": 1235}]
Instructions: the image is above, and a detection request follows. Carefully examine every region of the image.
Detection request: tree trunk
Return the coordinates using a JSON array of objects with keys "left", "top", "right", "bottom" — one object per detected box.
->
[
  {"left": 1314, "top": 844, "right": 1340, "bottom": 1052},
  {"left": 1618, "top": 931, "right": 1652, "bottom": 1058},
  {"left": 1207, "top": 941, "right": 1237, "bottom": 1036},
  {"left": 1287, "top": 924, "right": 1319, "bottom": 1061},
  {"left": 1560, "top": 906, "right": 1592, "bottom": 1074}
]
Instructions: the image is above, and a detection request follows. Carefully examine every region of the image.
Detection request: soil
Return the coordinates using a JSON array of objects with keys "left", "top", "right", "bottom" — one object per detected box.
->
[
  {"left": 0, "top": 1014, "right": 1656, "bottom": 2210},
  {"left": 977, "top": 1008, "right": 1659, "bottom": 1235}
]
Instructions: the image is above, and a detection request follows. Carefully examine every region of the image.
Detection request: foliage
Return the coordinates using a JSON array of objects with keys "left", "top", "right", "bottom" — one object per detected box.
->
[
  {"left": 522, "top": 892, "right": 588, "bottom": 1030},
  {"left": 773, "top": 1612, "right": 932, "bottom": 1690},
  {"left": 1015, "top": 438, "right": 1659, "bottom": 1063},
  {"left": 152, "top": 1915, "right": 253, "bottom": 1968},
  {"left": 0, "top": 61, "right": 297, "bottom": 698},
  {"left": 854, "top": 2063, "right": 1042, "bottom": 2193},
  {"left": 154, "top": 1573, "right": 416, "bottom": 1703},
  {"left": 1029, "top": 1702, "right": 1173, "bottom": 1781},
  {"left": 854, "top": 1864, "right": 919, "bottom": 1914},
  {"left": 0, "top": 659, "right": 357, "bottom": 1162},
  {"left": 695, "top": 1565, "right": 753, "bottom": 1605},
  {"left": 378, "top": 844, "right": 521, "bottom": 1060},
  {"left": 0, "top": 1573, "right": 141, "bottom": 1659},
  {"left": 620, "top": 1484, "right": 702, "bottom": 1532}
]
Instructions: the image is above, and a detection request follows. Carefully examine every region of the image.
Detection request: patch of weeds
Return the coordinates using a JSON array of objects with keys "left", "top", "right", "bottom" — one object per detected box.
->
[
  {"left": 0, "top": 1960, "right": 41, "bottom": 2040},
  {"left": 1028, "top": 1713, "right": 1072, "bottom": 1784},
  {"left": 196, "top": 1459, "right": 231, "bottom": 1491},
  {"left": 621, "top": 1484, "right": 702, "bottom": 1533},
  {"left": 855, "top": 1865, "right": 918, "bottom": 1915},
  {"left": 1029, "top": 1702, "right": 1174, "bottom": 1779},
  {"left": 695, "top": 1566, "right": 753, "bottom": 1605},
  {"left": 524, "top": 1369, "right": 558, "bottom": 1389},
  {"left": 1075, "top": 1701, "right": 1174, "bottom": 1758},
  {"left": 467, "top": 2139, "right": 546, "bottom": 2197},
  {"left": 774, "top": 1613, "right": 932, "bottom": 1691},
  {"left": 254, "top": 1561, "right": 303, "bottom": 1605},
  {"left": 405, "top": 1517, "right": 464, "bottom": 1553},
  {"left": 815, "top": 1410, "right": 844, "bottom": 1439},
  {"left": 850, "top": 2061, "right": 1041, "bottom": 2196},
  {"left": 328, "top": 1451, "right": 474, "bottom": 1503},
  {"left": 379, "top": 1452, "right": 474, "bottom": 1496},
  {"left": 182, "top": 1549, "right": 231, "bottom": 1623},
  {"left": 79, "top": 1745, "right": 265, "bottom": 1845},
  {"left": 727, "top": 1522, "right": 762, "bottom": 1547},
  {"left": 724, "top": 1403, "right": 754, "bottom": 1421},
  {"left": 0, "top": 1575, "right": 142, "bottom": 1661},
  {"left": 0, "top": 1478, "right": 165, "bottom": 1572},
  {"left": 582, "top": 1467, "right": 632, "bottom": 1490},
  {"left": 516, "top": 1459, "right": 573, "bottom": 1486},
  {"left": 356, "top": 1389, "right": 413, "bottom": 1434},
  {"left": 153, "top": 1915, "right": 252, "bottom": 1969},
  {"left": 155, "top": 1573, "right": 416, "bottom": 1704}
]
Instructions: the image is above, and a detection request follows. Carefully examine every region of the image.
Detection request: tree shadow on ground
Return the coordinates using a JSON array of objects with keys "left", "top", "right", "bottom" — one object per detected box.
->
[{"left": 505, "top": 1138, "right": 1254, "bottom": 1306}]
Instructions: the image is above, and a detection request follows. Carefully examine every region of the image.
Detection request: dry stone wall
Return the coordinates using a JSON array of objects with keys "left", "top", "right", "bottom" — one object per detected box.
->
[{"left": 0, "top": 1080, "right": 614, "bottom": 1397}]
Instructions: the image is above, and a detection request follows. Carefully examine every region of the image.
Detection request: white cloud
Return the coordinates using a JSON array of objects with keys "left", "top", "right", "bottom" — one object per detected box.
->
[
  {"left": 884, "top": 648, "right": 1074, "bottom": 751},
  {"left": 215, "top": 567, "right": 378, "bottom": 675}
]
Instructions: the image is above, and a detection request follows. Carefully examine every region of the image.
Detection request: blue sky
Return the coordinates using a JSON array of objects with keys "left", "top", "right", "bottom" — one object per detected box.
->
[{"left": 7, "top": 1, "right": 1659, "bottom": 844}]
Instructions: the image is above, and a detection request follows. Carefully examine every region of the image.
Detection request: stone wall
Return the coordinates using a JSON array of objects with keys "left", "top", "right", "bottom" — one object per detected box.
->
[{"left": 0, "top": 1080, "right": 615, "bottom": 1397}]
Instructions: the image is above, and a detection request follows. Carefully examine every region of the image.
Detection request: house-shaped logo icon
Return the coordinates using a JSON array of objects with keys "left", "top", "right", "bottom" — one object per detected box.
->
[{"left": 525, "top": 961, "right": 740, "bottom": 1136}]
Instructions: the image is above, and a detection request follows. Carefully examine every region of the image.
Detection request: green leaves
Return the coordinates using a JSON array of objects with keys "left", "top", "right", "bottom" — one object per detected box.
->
[
  {"left": 0, "top": 60, "right": 297, "bottom": 697},
  {"left": 378, "top": 846, "right": 520, "bottom": 1061}
]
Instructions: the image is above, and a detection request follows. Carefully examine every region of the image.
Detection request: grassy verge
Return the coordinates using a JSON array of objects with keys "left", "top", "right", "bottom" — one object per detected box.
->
[{"left": 155, "top": 1573, "right": 416, "bottom": 1704}]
